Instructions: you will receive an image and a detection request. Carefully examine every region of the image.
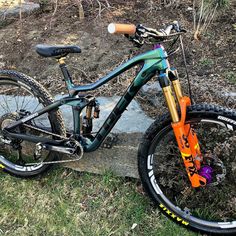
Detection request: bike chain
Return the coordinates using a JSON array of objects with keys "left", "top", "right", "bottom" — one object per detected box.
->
[
  {"left": 22, "top": 123, "right": 84, "bottom": 166},
  {"left": 26, "top": 152, "right": 84, "bottom": 166},
  {"left": 23, "top": 123, "right": 67, "bottom": 140},
  {"left": 26, "top": 142, "right": 84, "bottom": 166}
]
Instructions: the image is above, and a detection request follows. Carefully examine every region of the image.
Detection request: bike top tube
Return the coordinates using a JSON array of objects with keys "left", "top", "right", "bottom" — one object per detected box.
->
[{"left": 61, "top": 45, "right": 169, "bottom": 95}]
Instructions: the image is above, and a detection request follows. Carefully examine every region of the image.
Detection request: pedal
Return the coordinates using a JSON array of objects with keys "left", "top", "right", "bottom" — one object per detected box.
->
[{"left": 101, "top": 134, "right": 118, "bottom": 149}]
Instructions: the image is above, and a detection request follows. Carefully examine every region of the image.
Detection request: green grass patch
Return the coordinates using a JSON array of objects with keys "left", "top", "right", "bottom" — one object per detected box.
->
[
  {"left": 199, "top": 58, "right": 214, "bottom": 66},
  {"left": 0, "top": 167, "right": 199, "bottom": 236},
  {"left": 224, "top": 71, "right": 236, "bottom": 84}
]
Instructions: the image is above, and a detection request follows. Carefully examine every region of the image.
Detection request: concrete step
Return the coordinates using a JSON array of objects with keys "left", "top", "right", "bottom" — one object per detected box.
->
[{"left": 64, "top": 133, "right": 142, "bottom": 178}]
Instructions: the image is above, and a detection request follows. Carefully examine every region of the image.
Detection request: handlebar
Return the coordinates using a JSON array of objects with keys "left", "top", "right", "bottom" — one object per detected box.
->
[
  {"left": 108, "top": 21, "right": 183, "bottom": 36},
  {"left": 107, "top": 21, "right": 185, "bottom": 47}
]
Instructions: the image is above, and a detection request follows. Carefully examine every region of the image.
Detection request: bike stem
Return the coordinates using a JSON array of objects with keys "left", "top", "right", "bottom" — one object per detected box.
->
[{"left": 159, "top": 68, "right": 206, "bottom": 187}]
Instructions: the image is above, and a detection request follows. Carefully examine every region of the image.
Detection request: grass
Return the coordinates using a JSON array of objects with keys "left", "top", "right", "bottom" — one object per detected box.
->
[
  {"left": 224, "top": 71, "right": 236, "bottom": 84},
  {"left": 0, "top": 167, "right": 199, "bottom": 236},
  {"left": 199, "top": 58, "right": 214, "bottom": 66}
]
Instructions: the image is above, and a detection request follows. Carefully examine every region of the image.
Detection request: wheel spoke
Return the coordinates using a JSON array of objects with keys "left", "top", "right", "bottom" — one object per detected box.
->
[
  {"left": 2, "top": 94, "right": 11, "bottom": 112},
  {"left": 20, "top": 94, "right": 26, "bottom": 110}
]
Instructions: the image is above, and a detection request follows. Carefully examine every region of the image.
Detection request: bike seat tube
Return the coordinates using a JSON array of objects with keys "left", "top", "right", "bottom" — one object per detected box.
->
[{"left": 58, "top": 57, "right": 74, "bottom": 91}]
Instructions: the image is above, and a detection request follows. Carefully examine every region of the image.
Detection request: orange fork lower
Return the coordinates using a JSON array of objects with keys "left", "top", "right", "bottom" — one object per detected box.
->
[{"left": 172, "top": 97, "right": 206, "bottom": 187}]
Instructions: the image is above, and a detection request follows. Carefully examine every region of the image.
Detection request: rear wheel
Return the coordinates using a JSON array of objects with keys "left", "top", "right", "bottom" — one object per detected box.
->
[
  {"left": 0, "top": 70, "right": 66, "bottom": 177},
  {"left": 138, "top": 104, "right": 236, "bottom": 234}
]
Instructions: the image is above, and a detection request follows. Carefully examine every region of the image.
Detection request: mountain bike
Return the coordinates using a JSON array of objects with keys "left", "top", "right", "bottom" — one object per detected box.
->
[{"left": 0, "top": 21, "right": 235, "bottom": 234}]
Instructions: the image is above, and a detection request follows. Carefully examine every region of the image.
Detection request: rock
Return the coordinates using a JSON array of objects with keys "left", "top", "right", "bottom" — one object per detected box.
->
[
  {"left": 60, "top": 96, "right": 154, "bottom": 178},
  {"left": 140, "top": 81, "right": 162, "bottom": 107},
  {"left": 0, "top": 1, "right": 40, "bottom": 18},
  {"left": 223, "top": 92, "right": 236, "bottom": 97},
  {"left": 0, "top": 62, "right": 5, "bottom": 68},
  {"left": 64, "top": 132, "right": 142, "bottom": 178},
  {"left": 56, "top": 95, "right": 154, "bottom": 133},
  {"left": 141, "top": 81, "right": 162, "bottom": 93}
]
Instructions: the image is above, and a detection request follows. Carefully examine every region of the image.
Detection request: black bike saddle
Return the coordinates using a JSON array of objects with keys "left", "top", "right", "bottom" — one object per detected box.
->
[{"left": 35, "top": 44, "right": 81, "bottom": 58}]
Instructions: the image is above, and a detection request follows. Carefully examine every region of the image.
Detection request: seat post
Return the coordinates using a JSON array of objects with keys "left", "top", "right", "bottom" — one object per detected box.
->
[{"left": 57, "top": 57, "right": 74, "bottom": 90}]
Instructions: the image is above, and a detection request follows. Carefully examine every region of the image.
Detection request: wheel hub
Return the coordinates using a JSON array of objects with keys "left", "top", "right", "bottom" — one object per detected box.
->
[
  {"left": 200, "top": 153, "right": 227, "bottom": 186},
  {"left": 199, "top": 166, "right": 213, "bottom": 184}
]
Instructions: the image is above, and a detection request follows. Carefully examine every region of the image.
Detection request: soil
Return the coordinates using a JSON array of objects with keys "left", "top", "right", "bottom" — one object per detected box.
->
[{"left": 0, "top": 0, "right": 235, "bottom": 117}]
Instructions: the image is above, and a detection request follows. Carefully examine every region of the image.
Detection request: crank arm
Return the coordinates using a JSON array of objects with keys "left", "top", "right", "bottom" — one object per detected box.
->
[{"left": 42, "top": 143, "right": 76, "bottom": 155}]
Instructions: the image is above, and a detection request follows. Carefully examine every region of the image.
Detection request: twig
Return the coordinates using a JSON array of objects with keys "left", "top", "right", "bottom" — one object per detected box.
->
[
  {"left": 105, "top": 0, "right": 111, "bottom": 7},
  {"left": 95, "top": 0, "right": 112, "bottom": 19},
  {"left": 196, "top": 0, "right": 204, "bottom": 33},
  {"left": 193, "top": 0, "right": 196, "bottom": 31},
  {"left": 201, "top": 3, "right": 210, "bottom": 31},
  {"left": 17, "top": 0, "right": 23, "bottom": 38},
  {"left": 202, "top": 3, "right": 218, "bottom": 32},
  {"left": 49, "top": 0, "right": 58, "bottom": 29},
  {"left": 75, "top": 0, "right": 84, "bottom": 20},
  {"left": 96, "top": 0, "right": 102, "bottom": 17}
]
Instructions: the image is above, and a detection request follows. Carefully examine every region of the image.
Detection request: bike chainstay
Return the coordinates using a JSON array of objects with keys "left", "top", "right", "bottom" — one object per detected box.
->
[{"left": 28, "top": 140, "right": 84, "bottom": 166}]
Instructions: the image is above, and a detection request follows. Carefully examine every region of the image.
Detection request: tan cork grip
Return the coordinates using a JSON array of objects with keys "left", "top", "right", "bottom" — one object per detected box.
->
[{"left": 108, "top": 23, "right": 136, "bottom": 35}]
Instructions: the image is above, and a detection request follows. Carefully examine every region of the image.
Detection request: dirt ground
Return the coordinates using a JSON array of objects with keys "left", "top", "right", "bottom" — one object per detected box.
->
[{"left": 0, "top": 0, "right": 235, "bottom": 117}]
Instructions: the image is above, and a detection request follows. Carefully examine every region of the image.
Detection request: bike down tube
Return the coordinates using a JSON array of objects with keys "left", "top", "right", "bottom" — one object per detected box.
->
[
  {"left": 84, "top": 58, "right": 164, "bottom": 152},
  {"left": 160, "top": 69, "right": 206, "bottom": 187}
]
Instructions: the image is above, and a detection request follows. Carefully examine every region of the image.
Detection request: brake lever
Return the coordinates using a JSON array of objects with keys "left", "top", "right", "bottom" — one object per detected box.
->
[
  {"left": 172, "top": 20, "right": 181, "bottom": 31},
  {"left": 124, "top": 34, "right": 144, "bottom": 48},
  {"left": 172, "top": 21, "right": 187, "bottom": 34}
]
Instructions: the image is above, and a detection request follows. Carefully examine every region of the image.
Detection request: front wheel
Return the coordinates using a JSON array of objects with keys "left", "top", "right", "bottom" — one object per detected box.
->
[{"left": 138, "top": 104, "right": 236, "bottom": 234}]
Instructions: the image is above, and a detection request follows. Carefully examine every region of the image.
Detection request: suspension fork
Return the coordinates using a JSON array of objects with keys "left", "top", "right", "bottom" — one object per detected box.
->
[{"left": 159, "top": 69, "right": 206, "bottom": 187}]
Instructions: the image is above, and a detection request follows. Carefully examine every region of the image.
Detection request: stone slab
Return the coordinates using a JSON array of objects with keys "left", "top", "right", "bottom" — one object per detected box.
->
[
  {"left": 56, "top": 95, "right": 154, "bottom": 133},
  {"left": 58, "top": 96, "right": 153, "bottom": 178}
]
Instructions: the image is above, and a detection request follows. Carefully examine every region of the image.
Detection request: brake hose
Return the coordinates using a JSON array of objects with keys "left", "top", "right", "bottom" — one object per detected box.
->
[{"left": 179, "top": 34, "right": 193, "bottom": 103}]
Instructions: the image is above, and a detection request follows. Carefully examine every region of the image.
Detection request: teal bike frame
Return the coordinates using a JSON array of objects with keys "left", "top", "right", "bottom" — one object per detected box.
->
[{"left": 5, "top": 46, "right": 169, "bottom": 152}]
